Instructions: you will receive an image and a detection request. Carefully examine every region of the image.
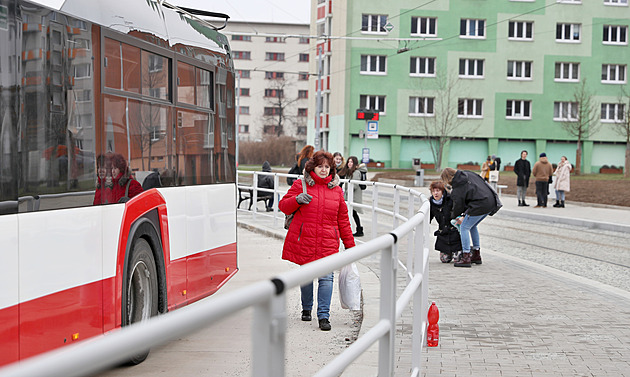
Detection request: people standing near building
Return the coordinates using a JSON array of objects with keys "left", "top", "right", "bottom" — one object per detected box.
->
[
  {"left": 553, "top": 156, "right": 572, "bottom": 208},
  {"left": 279, "top": 150, "right": 355, "bottom": 331},
  {"left": 287, "top": 145, "right": 314, "bottom": 186},
  {"left": 429, "top": 180, "right": 461, "bottom": 263},
  {"left": 257, "top": 161, "right": 275, "bottom": 211},
  {"left": 333, "top": 152, "right": 345, "bottom": 175},
  {"left": 481, "top": 156, "right": 492, "bottom": 182},
  {"left": 340, "top": 156, "right": 368, "bottom": 237},
  {"left": 440, "top": 168, "right": 500, "bottom": 268},
  {"left": 532, "top": 152, "right": 554, "bottom": 208},
  {"left": 514, "top": 150, "right": 532, "bottom": 206}
]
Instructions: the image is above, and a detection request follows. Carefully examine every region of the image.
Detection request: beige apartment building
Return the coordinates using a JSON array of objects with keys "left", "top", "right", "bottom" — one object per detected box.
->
[{"left": 225, "top": 21, "right": 311, "bottom": 142}]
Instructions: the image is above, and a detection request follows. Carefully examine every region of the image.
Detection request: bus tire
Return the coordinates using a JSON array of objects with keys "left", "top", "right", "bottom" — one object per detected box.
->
[{"left": 123, "top": 237, "right": 159, "bottom": 365}]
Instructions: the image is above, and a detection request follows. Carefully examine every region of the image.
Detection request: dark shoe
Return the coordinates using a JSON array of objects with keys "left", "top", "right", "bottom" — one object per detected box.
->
[
  {"left": 440, "top": 252, "right": 453, "bottom": 263},
  {"left": 471, "top": 248, "right": 482, "bottom": 265},
  {"left": 454, "top": 252, "right": 472, "bottom": 267},
  {"left": 534, "top": 205, "right": 542, "bottom": 208},
  {"left": 318, "top": 318, "right": 331, "bottom": 331},
  {"left": 553, "top": 200, "right": 560, "bottom": 207},
  {"left": 522, "top": 202, "right": 530, "bottom": 207},
  {"left": 301, "top": 310, "right": 312, "bottom": 322},
  {"left": 518, "top": 201, "right": 524, "bottom": 207},
  {"left": 266, "top": 207, "right": 273, "bottom": 212},
  {"left": 353, "top": 226, "right": 364, "bottom": 237},
  {"left": 560, "top": 200, "right": 565, "bottom": 208}
]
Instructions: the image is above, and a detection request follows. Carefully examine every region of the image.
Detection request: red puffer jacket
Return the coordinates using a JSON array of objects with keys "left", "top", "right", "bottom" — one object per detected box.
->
[{"left": 279, "top": 171, "right": 355, "bottom": 265}]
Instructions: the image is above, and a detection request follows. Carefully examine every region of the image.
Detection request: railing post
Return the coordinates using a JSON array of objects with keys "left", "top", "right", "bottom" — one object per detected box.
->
[
  {"left": 406, "top": 194, "right": 416, "bottom": 282},
  {"left": 252, "top": 173, "right": 259, "bottom": 219},
  {"left": 272, "top": 173, "right": 279, "bottom": 227},
  {"left": 378, "top": 240, "right": 397, "bottom": 376},
  {"left": 371, "top": 185, "right": 379, "bottom": 239},
  {"left": 252, "top": 288, "right": 287, "bottom": 377},
  {"left": 392, "top": 188, "right": 400, "bottom": 229},
  {"left": 411, "top": 218, "right": 427, "bottom": 373}
]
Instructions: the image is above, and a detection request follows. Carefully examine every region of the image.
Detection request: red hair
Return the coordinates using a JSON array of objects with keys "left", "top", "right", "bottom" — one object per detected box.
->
[{"left": 304, "top": 150, "right": 334, "bottom": 178}]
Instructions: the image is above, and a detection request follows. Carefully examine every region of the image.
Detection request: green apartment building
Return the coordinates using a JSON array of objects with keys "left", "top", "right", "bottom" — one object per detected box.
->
[{"left": 308, "top": 0, "right": 629, "bottom": 172}]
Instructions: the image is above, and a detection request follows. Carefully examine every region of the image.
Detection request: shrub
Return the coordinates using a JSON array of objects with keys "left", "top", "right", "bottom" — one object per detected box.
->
[{"left": 239, "top": 136, "right": 297, "bottom": 166}]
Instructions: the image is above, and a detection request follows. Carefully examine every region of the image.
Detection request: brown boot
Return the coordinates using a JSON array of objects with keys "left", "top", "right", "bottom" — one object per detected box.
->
[
  {"left": 454, "top": 252, "right": 471, "bottom": 267},
  {"left": 471, "top": 248, "right": 482, "bottom": 265}
]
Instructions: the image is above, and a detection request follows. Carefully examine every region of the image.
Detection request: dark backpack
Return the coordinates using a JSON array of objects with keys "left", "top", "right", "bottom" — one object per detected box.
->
[
  {"left": 286, "top": 163, "right": 300, "bottom": 185},
  {"left": 359, "top": 171, "right": 367, "bottom": 190}
]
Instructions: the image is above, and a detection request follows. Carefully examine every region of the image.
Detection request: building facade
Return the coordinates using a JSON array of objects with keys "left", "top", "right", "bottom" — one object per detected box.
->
[
  {"left": 225, "top": 21, "right": 310, "bottom": 143},
  {"left": 308, "top": 0, "right": 629, "bottom": 172}
]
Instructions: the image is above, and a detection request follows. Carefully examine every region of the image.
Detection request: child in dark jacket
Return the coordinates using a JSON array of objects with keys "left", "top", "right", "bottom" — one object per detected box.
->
[{"left": 429, "top": 181, "right": 462, "bottom": 263}]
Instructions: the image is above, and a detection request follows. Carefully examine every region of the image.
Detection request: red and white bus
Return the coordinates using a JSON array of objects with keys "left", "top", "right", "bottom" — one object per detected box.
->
[{"left": 0, "top": 0, "right": 238, "bottom": 366}]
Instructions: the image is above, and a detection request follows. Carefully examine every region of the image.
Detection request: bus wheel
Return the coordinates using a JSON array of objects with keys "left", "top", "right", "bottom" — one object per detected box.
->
[{"left": 124, "top": 237, "right": 159, "bottom": 365}]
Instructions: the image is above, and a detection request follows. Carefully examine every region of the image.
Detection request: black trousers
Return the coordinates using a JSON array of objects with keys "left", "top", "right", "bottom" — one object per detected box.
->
[
  {"left": 352, "top": 210, "right": 362, "bottom": 228},
  {"left": 535, "top": 181, "right": 549, "bottom": 206}
]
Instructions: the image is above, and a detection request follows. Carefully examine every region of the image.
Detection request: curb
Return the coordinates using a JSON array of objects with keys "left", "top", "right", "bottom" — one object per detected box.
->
[{"left": 496, "top": 209, "right": 630, "bottom": 233}]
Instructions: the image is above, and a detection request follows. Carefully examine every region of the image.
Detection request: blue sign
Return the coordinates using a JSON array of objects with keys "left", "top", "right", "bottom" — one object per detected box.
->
[{"left": 362, "top": 148, "right": 370, "bottom": 164}]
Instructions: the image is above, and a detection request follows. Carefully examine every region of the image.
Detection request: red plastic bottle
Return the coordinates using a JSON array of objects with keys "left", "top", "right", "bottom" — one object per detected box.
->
[{"left": 427, "top": 301, "right": 439, "bottom": 347}]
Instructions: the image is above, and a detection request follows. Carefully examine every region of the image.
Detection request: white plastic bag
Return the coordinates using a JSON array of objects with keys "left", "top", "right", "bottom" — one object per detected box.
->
[{"left": 339, "top": 263, "right": 362, "bottom": 310}]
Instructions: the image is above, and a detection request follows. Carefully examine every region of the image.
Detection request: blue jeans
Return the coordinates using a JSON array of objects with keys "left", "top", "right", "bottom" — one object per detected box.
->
[
  {"left": 300, "top": 272, "right": 334, "bottom": 320},
  {"left": 459, "top": 214, "right": 488, "bottom": 253},
  {"left": 555, "top": 190, "right": 565, "bottom": 201}
]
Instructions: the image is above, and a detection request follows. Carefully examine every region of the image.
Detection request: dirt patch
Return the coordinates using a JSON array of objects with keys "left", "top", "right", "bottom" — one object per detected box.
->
[{"left": 372, "top": 170, "right": 630, "bottom": 207}]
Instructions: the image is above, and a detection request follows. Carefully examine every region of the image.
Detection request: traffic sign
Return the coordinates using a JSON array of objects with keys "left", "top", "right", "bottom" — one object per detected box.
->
[
  {"left": 367, "top": 121, "right": 378, "bottom": 139},
  {"left": 362, "top": 148, "right": 370, "bottom": 164}
]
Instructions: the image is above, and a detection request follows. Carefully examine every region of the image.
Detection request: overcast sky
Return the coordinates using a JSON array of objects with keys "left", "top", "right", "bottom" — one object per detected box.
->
[{"left": 170, "top": 0, "right": 310, "bottom": 24}]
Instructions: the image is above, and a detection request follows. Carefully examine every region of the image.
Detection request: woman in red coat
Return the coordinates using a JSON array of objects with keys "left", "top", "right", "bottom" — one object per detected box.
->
[
  {"left": 93, "top": 153, "right": 143, "bottom": 205},
  {"left": 279, "top": 150, "right": 355, "bottom": 331}
]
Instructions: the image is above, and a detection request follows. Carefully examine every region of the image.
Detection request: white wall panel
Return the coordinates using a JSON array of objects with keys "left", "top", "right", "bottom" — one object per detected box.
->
[
  {"left": 157, "top": 187, "right": 188, "bottom": 260},
  {"left": 101, "top": 206, "right": 125, "bottom": 278},
  {"left": 185, "top": 184, "right": 237, "bottom": 254},
  {"left": 19, "top": 206, "right": 103, "bottom": 302},
  {"left": 0, "top": 216, "right": 18, "bottom": 308}
]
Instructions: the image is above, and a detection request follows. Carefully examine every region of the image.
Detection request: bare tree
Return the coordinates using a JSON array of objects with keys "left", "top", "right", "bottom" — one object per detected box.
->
[
  {"left": 410, "top": 73, "right": 474, "bottom": 171},
  {"left": 262, "top": 77, "right": 301, "bottom": 137},
  {"left": 560, "top": 79, "right": 600, "bottom": 175},
  {"left": 614, "top": 88, "right": 630, "bottom": 178}
]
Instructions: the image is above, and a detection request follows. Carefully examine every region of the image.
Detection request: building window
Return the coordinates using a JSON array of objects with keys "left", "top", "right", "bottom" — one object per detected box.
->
[
  {"left": 556, "top": 23, "right": 581, "bottom": 42},
  {"left": 508, "top": 21, "right": 533, "bottom": 40},
  {"left": 264, "top": 107, "right": 281, "bottom": 116},
  {"left": 233, "top": 51, "right": 251, "bottom": 60},
  {"left": 238, "top": 70, "right": 251, "bottom": 79},
  {"left": 299, "top": 53, "right": 309, "bottom": 62},
  {"left": 604, "top": 0, "right": 628, "bottom": 5},
  {"left": 265, "top": 52, "right": 285, "bottom": 61},
  {"left": 74, "top": 63, "right": 91, "bottom": 78},
  {"left": 265, "top": 71, "right": 284, "bottom": 79},
  {"left": 411, "top": 17, "right": 437, "bottom": 36},
  {"left": 263, "top": 125, "right": 277, "bottom": 135},
  {"left": 555, "top": 62, "right": 580, "bottom": 81},
  {"left": 265, "top": 37, "right": 285, "bottom": 43},
  {"left": 408, "top": 97, "right": 435, "bottom": 116},
  {"left": 239, "top": 125, "right": 249, "bottom": 133},
  {"left": 557, "top": 0, "right": 581, "bottom": 3},
  {"left": 553, "top": 101, "right": 578, "bottom": 121},
  {"left": 459, "top": 59, "right": 484, "bottom": 78},
  {"left": 359, "top": 95, "right": 386, "bottom": 113},
  {"left": 232, "top": 35, "right": 251, "bottom": 41},
  {"left": 458, "top": 98, "right": 483, "bottom": 118},
  {"left": 298, "top": 90, "right": 308, "bottom": 99},
  {"left": 360, "top": 55, "right": 387, "bottom": 74},
  {"left": 410, "top": 57, "right": 436, "bottom": 77},
  {"left": 362, "top": 14, "right": 388, "bottom": 33},
  {"left": 603, "top": 25, "right": 628, "bottom": 45},
  {"left": 460, "top": 19, "right": 485, "bottom": 38},
  {"left": 299, "top": 72, "right": 309, "bottom": 80},
  {"left": 297, "top": 126, "right": 307, "bottom": 135},
  {"left": 299, "top": 37, "right": 310, "bottom": 44},
  {"left": 240, "top": 106, "right": 250, "bottom": 115},
  {"left": 506, "top": 100, "right": 531, "bottom": 119},
  {"left": 507, "top": 60, "right": 532, "bottom": 80},
  {"left": 298, "top": 108, "right": 308, "bottom": 117},
  {"left": 240, "top": 88, "right": 250, "bottom": 96},
  {"left": 602, "top": 64, "right": 626, "bottom": 83},
  {"left": 601, "top": 103, "right": 625, "bottom": 122},
  {"left": 264, "top": 89, "right": 283, "bottom": 98}
]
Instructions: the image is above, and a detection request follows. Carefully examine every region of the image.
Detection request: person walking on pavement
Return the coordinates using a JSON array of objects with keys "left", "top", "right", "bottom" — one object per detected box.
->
[
  {"left": 480, "top": 156, "right": 491, "bottom": 182},
  {"left": 553, "top": 156, "right": 572, "bottom": 208},
  {"left": 514, "top": 150, "right": 532, "bottom": 206},
  {"left": 441, "top": 168, "right": 500, "bottom": 267},
  {"left": 279, "top": 150, "right": 355, "bottom": 331},
  {"left": 333, "top": 152, "right": 345, "bottom": 175},
  {"left": 429, "top": 180, "right": 462, "bottom": 263},
  {"left": 532, "top": 152, "right": 554, "bottom": 208},
  {"left": 257, "top": 161, "right": 275, "bottom": 211},
  {"left": 340, "top": 156, "right": 368, "bottom": 237}
]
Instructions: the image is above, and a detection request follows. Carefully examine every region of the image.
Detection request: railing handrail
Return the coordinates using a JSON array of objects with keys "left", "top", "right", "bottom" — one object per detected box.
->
[{"left": 0, "top": 170, "right": 431, "bottom": 377}]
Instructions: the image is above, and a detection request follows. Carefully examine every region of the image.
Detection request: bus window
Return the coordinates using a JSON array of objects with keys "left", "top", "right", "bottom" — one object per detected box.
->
[
  {"left": 142, "top": 51, "right": 169, "bottom": 101},
  {"left": 177, "top": 62, "right": 196, "bottom": 106},
  {"left": 196, "top": 68, "right": 213, "bottom": 109},
  {"left": 176, "top": 109, "right": 214, "bottom": 185},
  {"left": 104, "top": 38, "right": 122, "bottom": 89}
]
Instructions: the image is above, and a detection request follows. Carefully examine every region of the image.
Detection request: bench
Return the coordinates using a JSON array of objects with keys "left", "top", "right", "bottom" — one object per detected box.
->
[
  {"left": 497, "top": 184, "right": 507, "bottom": 197},
  {"left": 237, "top": 187, "right": 272, "bottom": 210}
]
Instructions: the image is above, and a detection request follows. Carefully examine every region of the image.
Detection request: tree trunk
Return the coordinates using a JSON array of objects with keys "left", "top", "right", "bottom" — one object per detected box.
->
[
  {"left": 625, "top": 142, "right": 630, "bottom": 178},
  {"left": 575, "top": 141, "right": 582, "bottom": 175}
]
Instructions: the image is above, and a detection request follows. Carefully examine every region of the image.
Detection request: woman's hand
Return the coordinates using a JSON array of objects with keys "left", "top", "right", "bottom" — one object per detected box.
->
[{"left": 296, "top": 193, "right": 313, "bottom": 204}]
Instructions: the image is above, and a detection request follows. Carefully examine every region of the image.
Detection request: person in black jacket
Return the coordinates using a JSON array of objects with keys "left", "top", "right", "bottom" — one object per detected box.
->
[
  {"left": 258, "top": 161, "right": 275, "bottom": 211},
  {"left": 513, "top": 150, "right": 531, "bottom": 206},
  {"left": 441, "top": 167, "right": 499, "bottom": 267},
  {"left": 429, "top": 181, "right": 462, "bottom": 263}
]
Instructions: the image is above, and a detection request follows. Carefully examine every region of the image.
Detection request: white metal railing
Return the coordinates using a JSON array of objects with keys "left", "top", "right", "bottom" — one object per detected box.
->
[{"left": 0, "top": 171, "right": 430, "bottom": 377}]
